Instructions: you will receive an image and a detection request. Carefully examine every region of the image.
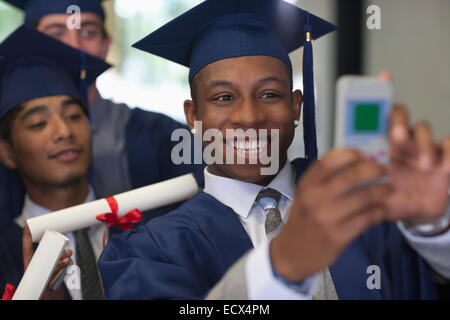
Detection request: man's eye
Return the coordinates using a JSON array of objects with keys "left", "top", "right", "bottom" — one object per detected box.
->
[
  {"left": 29, "top": 122, "right": 46, "bottom": 130},
  {"left": 260, "top": 92, "right": 280, "bottom": 99},
  {"left": 80, "top": 29, "right": 100, "bottom": 38},
  {"left": 215, "top": 95, "right": 234, "bottom": 102},
  {"left": 67, "top": 113, "right": 82, "bottom": 121},
  {"left": 48, "top": 31, "right": 65, "bottom": 40}
]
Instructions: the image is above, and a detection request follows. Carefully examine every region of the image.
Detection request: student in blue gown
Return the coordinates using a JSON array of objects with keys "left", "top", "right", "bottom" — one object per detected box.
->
[
  {"left": 98, "top": 0, "right": 450, "bottom": 299},
  {"left": 0, "top": 0, "right": 205, "bottom": 230},
  {"left": 0, "top": 25, "right": 119, "bottom": 299}
]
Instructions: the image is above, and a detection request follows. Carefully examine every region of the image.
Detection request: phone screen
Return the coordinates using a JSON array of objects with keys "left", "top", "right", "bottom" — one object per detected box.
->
[
  {"left": 346, "top": 100, "right": 389, "bottom": 137},
  {"left": 354, "top": 103, "right": 380, "bottom": 132}
]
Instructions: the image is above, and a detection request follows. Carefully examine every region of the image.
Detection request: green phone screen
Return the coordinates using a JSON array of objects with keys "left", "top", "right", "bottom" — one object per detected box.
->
[{"left": 354, "top": 104, "right": 380, "bottom": 132}]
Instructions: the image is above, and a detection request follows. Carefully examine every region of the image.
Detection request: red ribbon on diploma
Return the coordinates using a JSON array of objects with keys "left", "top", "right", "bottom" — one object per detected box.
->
[
  {"left": 96, "top": 197, "right": 143, "bottom": 248},
  {"left": 1, "top": 284, "right": 16, "bottom": 300}
]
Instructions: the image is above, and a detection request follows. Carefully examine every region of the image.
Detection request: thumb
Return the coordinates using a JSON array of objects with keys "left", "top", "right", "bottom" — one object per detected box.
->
[
  {"left": 22, "top": 221, "right": 34, "bottom": 272},
  {"left": 378, "top": 70, "right": 393, "bottom": 82}
]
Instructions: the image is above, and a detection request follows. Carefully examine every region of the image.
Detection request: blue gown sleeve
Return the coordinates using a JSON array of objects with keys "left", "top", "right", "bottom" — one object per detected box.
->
[
  {"left": 383, "top": 222, "right": 440, "bottom": 299},
  {"left": 0, "top": 223, "right": 23, "bottom": 294},
  {"left": 99, "top": 213, "right": 220, "bottom": 300},
  {"left": 0, "top": 164, "right": 25, "bottom": 232}
]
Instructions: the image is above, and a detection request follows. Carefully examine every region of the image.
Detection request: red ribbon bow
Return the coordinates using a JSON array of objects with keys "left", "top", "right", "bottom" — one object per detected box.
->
[
  {"left": 96, "top": 197, "right": 143, "bottom": 248},
  {"left": 1, "top": 284, "right": 16, "bottom": 300}
]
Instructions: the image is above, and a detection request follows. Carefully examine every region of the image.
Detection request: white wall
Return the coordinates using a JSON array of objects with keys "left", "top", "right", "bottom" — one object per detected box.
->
[
  {"left": 288, "top": 0, "right": 338, "bottom": 159},
  {"left": 363, "top": 0, "right": 450, "bottom": 140}
]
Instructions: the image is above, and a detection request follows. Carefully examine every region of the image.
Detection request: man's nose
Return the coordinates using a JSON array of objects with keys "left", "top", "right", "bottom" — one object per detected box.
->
[
  {"left": 52, "top": 117, "right": 74, "bottom": 142},
  {"left": 229, "top": 97, "right": 266, "bottom": 128},
  {"left": 62, "top": 29, "right": 82, "bottom": 50}
]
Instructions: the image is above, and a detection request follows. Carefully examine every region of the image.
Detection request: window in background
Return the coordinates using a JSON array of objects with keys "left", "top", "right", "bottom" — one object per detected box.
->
[
  {"left": 0, "top": 0, "right": 202, "bottom": 124},
  {"left": 0, "top": 2, "right": 22, "bottom": 40},
  {"left": 98, "top": 0, "right": 203, "bottom": 123}
]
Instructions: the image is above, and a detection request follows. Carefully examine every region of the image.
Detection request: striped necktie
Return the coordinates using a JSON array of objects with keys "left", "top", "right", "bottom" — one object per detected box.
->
[{"left": 256, "top": 188, "right": 283, "bottom": 235}]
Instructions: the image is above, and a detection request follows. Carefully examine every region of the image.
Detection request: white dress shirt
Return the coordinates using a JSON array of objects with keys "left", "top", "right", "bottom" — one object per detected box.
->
[
  {"left": 14, "top": 186, "right": 107, "bottom": 300},
  {"left": 204, "top": 161, "right": 318, "bottom": 299}
]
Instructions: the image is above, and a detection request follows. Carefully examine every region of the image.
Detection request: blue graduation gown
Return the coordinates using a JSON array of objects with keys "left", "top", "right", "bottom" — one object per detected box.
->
[
  {"left": 98, "top": 159, "right": 438, "bottom": 300},
  {"left": 0, "top": 168, "right": 25, "bottom": 233},
  {"left": 0, "top": 222, "right": 23, "bottom": 293},
  {"left": 0, "top": 100, "right": 205, "bottom": 232}
]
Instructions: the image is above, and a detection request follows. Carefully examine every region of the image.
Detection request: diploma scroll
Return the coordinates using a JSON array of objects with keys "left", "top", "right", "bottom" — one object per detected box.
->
[
  {"left": 27, "top": 173, "right": 199, "bottom": 242},
  {"left": 12, "top": 230, "right": 69, "bottom": 300}
]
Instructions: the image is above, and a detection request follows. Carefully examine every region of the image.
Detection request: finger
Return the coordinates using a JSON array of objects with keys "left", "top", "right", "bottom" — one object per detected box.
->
[
  {"left": 61, "top": 249, "right": 73, "bottom": 259},
  {"left": 22, "top": 222, "right": 34, "bottom": 271},
  {"left": 302, "top": 149, "right": 366, "bottom": 185},
  {"left": 48, "top": 261, "right": 70, "bottom": 292},
  {"left": 389, "top": 105, "right": 410, "bottom": 143},
  {"left": 414, "top": 121, "right": 437, "bottom": 171},
  {"left": 389, "top": 106, "right": 412, "bottom": 158},
  {"left": 324, "top": 160, "right": 387, "bottom": 200},
  {"left": 55, "top": 257, "right": 71, "bottom": 271},
  {"left": 339, "top": 204, "right": 388, "bottom": 243},
  {"left": 328, "top": 183, "right": 393, "bottom": 225},
  {"left": 439, "top": 137, "right": 450, "bottom": 174},
  {"left": 378, "top": 70, "right": 393, "bottom": 82},
  {"left": 53, "top": 250, "right": 72, "bottom": 274},
  {"left": 48, "top": 271, "right": 65, "bottom": 292},
  {"left": 49, "top": 256, "right": 71, "bottom": 290}
]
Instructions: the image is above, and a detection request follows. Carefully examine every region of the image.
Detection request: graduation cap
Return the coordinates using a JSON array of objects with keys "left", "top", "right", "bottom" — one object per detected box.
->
[
  {"left": 133, "top": 0, "right": 337, "bottom": 161},
  {"left": 0, "top": 25, "right": 111, "bottom": 120},
  {"left": 3, "top": 0, "right": 107, "bottom": 26}
]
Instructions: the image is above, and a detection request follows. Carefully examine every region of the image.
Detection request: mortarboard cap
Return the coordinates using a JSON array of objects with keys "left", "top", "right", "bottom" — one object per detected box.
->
[
  {"left": 0, "top": 25, "right": 111, "bottom": 120},
  {"left": 3, "top": 0, "right": 106, "bottom": 26},
  {"left": 133, "top": 0, "right": 337, "bottom": 160}
]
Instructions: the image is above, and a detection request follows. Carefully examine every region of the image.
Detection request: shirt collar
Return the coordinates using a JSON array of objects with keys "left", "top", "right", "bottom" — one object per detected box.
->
[
  {"left": 15, "top": 186, "right": 96, "bottom": 228},
  {"left": 203, "top": 161, "right": 296, "bottom": 219}
]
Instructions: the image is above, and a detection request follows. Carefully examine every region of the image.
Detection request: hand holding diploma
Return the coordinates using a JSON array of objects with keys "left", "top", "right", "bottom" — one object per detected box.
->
[
  {"left": 21, "top": 223, "right": 72, "bottom": 300},
  {"left": 11, "top": 226, "right": 71, "bottom": 300},
  {"left": 7, "top": 174, "right": 198, "bottom": 300}
]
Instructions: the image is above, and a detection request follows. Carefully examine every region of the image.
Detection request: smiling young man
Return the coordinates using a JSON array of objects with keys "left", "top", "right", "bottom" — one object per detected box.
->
[
  {"left": 1, "top": 95, "right": 91, "bottom": 194},
  {"left": 186, "top": 55, "right": 300, "bottom": 185},
  {"left": 98, "top": 0, "right": 450, "bottom": 299},
  {"left": 0, "top": 0, "right": 204, "bottom": 229},
  {"left": 0, "top": 26, "right": 111, "bottom": 300}
]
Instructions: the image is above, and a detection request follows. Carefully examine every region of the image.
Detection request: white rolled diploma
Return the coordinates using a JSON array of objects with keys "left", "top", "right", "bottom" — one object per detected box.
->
[
  {"left": 12, "top": 230, "right": 69, "bottom": 300},
  {"left": 27, "top": 173, "right": 199, "bottom": 242}
]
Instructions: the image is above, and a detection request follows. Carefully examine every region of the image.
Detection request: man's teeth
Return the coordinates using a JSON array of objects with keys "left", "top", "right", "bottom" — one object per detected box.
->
[
  {"left": 59, "top": 150, "right": 77, "bottom": 156},
  {"left": 227, "top": 139, "right": 268, "bottom": 153}
]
